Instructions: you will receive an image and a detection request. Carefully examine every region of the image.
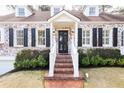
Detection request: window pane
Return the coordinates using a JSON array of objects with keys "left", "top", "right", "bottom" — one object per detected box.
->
[
  {"left": 82, "top": 30, "right": 90, "bottom": 45},
  {"left": 54, "top": 8, "right": 60, "bottom": 14},
  {"left": 106, "top": 38, "right": 109, "bottom": 44},
  {"left": 86, "top": 38, "right": 90, "bottom": 44},
  {"left": 106, "top": 30, "right": 109, "bottom": 37},
  {"left": 18, "top": 8, "right": 25, "bottom": 16},
  {"left": 83, "top": 38, "right": 85, "bottom": 44},
  {"left": 16, "top": 30, "right": 24, "bottom": 45},
  {"left": 83, "top": 31, "right": 85, "bottom": 37},
  {"left": 103, "top": 30, "right": 109, "bottom": 45},
  {"left": 38, "top": 30, "right": 45, "bottom": 45},
  {"left": 86, "top": 31, "right": 90, "bottom": 37},
  {"left": 89, "top": 7, "right": 95, "bottom": 15}
]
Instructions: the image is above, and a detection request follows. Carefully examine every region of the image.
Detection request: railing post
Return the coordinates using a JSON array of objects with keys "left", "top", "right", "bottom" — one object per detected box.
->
[
  {"left": 74, "top": 53, "right": 79, "bottom": 77},
  {"left": 71, "top": 39, "right": 79, "bottom": 78},
  {"left": 48, "top": 32, "right": 56, "bottom": 77},
  {"left": 49, "top": 53, "right": 54, "bottom": 77}
]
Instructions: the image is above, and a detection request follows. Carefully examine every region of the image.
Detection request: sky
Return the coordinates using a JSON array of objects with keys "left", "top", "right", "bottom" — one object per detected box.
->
[{"left": 0, "top": 5, "right": 124, "bottom": 16}]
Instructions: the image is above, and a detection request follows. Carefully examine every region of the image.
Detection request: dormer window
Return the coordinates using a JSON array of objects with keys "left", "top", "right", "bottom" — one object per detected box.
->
[
  {"left": 18, "top": 8, "right": 25, "bottom": 16},
  {"left": 89, "top": 7, "right": 96, "bottom": 15},
  {"left": 54, "top": 7, "right": 60, "bottom": 15}
]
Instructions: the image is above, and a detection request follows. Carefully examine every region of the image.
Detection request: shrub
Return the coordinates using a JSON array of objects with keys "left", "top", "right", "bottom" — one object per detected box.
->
[
  {"left": 106, "top": 58, "right": 116, "bottom": 66},
  {"left": 99, "top": 59, "right": 107, "bottom": 66},
  {"left": 90, "top": 55, "right": 102, "bottom": 66},
  {"left": 16, "top": 49, "right": 33, "bottom": 62},
  {"left": 117, "top": 59, "right": 124, "bottom": 66},
  {"left": 78, "top": 49, "right": 87, "bottom": 67},
  {"left": 89, "top": 48, "right": 121, "bottom": 59},
  {"left": 16, "top": 49, "right": 50, "bottom": 63},
  {"left": 14, "top": 55, "right": 48, "bottom": 70},
  {"left": 37, "top": 55, "right": 47, "bottom": 67},
  {"left": 14, "top": 49, "right": 49, "bottom": 70},
  {"left": 14, "top": 59, "right": 31, "bottom": 70},
  {"left": 81, "top": 56, "right": 90, "bottom": 66}
]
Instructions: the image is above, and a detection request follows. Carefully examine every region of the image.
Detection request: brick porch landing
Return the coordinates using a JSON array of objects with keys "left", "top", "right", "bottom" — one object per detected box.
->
[
  {"left": 44, "top": 72, "right": 84, "bottom": 88},
  {"left": 44, "top": 54, "right": 84, "bottom": 88}
]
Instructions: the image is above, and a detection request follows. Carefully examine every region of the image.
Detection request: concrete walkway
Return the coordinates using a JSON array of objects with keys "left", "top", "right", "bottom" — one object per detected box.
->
[{"left": 0, "top": 61, "right": 14, "bottom": 75}]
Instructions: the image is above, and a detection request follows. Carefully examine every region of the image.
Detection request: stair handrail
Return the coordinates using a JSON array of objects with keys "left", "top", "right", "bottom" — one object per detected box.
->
[
  {"left": 71, "top": 39, "right": 79, "bottom": 77},
  {"left": 49, "top": 36, "right": 56, "bottom": 77}
]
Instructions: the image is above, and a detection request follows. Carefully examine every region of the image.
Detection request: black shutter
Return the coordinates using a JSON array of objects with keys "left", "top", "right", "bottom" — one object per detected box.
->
[
  {"left": 78, "top": 28, "right": 82, "bottom": 47},
  {"left": 46, "top": 28, "right": 50, "bottom": 47},
  {"left": 24, "top": 28, "right": 28, "bottom": 47},
  {"left": 113, "top": 28, "right": 118, "bottom": 47},
  {"left": 9, "top": 28, "right": 14, "bottom": 47},
  {"left": 98, "top": 28, "right": 103, "bottom": 47},
  {"left": 92, "top": 28, "right": 97, "bottom": 47},
  {"left": 31, "top": 28, "right": 36, "bottom": 47}
]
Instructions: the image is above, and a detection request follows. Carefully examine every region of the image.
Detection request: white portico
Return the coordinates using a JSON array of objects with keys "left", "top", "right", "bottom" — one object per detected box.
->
[{"left": 48, "top": 10, "right": 80, "bottom": 77}]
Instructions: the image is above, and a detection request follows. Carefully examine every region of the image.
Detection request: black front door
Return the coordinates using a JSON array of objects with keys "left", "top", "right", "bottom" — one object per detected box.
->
[{"left": 59, "top": 31, "right": 68, "bottom": 53}]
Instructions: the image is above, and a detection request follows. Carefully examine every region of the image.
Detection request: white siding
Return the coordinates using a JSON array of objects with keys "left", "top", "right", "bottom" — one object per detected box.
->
[{"left": 0, "top": 27, "right": 5, "bottom": 43}]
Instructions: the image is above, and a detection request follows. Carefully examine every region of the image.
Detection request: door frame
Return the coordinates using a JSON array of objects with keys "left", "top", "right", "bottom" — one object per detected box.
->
[{"left": 57, "top": 29, "right": 69, "bottom": 53}]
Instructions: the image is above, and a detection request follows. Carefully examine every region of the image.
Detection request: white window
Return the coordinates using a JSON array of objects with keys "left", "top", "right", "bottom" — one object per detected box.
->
[
  {"left": 18, "top": 8, "right": 25, "bottom": 16},
  {"left": 89, "top": 7, "right": 96, "bottom": 15},
  {"left": 121, "top": 31, "right": 124, "bottom": 46},
  {"left": 16, "top": 30, "right": 24, "bottom": 46},
  {"left": 37, "top": 30, "right": 45, "bottom": 46},
  {"left": 0, "top": 28, "right": 4, "bottom": 43},
  {"left": 103, "top": 30, "right": 110, "bottom": 45},
  {"left": 54, "top": 7, "right": 60, "bottom": 14},
  {"left": 82, "top": 30, "right": 90, "bottom": 45}
]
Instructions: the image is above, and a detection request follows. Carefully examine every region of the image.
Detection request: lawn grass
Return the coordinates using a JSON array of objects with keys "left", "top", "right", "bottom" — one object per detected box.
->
[
  {"left": 0, "top": 67, "right": 124, "bottom": 88},
  {"left": 81, "top": 67, "right": 124, "bottom": 88},
  {"left": 0, "top": 70, "right": 47, "bottom": 88}
]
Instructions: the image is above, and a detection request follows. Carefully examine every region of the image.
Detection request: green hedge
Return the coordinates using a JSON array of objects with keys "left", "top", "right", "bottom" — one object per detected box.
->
[
  {"left": 78, "top": 48, "right": 124, "bottom": 67},
  {"left": 14, "top": 49, "right": 50, "bottom": 70},
  {"left": 89, "top": 48, "right": 121, "bottom": 59}
]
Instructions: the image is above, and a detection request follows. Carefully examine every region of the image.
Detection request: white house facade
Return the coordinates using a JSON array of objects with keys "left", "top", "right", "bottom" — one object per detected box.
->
[{"left": 0, "top": 5, "right": 124, "bottom": 77}]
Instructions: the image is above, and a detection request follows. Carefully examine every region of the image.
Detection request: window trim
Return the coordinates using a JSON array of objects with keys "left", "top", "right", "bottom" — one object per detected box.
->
[
  {"left": 36, "top": 28, "right": 46, "bottom": 47},
  {"left": 82, "top": 29, "right": 91, "bottom": 47},
  {"left": 102, "top": 29, "right": 110, "bottom": 47},
  {"left": 0, "top": 28, "right": 4, "bottom": 44},
  {"left": 89, "top": 7, "right": 96, "bottom": 15},
  {"left": 54, "top": 7, "right": 60, "bottom": 14},
  {"left": 14, "top": 28, "right": 24, "bottom": 47},
  {"left": 18, "top": 8, "right": 25, "bottom": 16}
]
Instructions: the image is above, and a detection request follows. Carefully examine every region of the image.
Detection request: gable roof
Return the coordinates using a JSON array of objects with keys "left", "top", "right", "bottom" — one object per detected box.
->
[
  {"left": 0, "top": 10, "right": 124, "bottom": 22},
  {"left": 0, "top": 10, "right": 50, "bottom": 22},
  {"left": 48, "top": 10, "right": 80, "bottom": 22}
]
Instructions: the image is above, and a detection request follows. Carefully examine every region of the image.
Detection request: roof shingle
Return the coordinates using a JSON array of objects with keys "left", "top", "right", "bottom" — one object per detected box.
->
[{"left": 0, "top": 10, "right": 124, "bottom": 22}]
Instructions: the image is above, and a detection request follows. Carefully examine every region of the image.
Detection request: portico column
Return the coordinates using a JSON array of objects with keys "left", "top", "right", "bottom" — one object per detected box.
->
[
  {"left": 75, "top": 22, "right": 78, "bottom": 47},
  {"left": 49, "top": 22, "right": 53, "bottom": 76},
  {"left": 50, "top": 23, "right": 53, "bottom": 48}
]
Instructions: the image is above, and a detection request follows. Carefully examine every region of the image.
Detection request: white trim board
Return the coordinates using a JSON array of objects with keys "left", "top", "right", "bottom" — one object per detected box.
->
[
  {"left": 48, "top": 10, "right": 80, "bottom": 22},
  {"left": 0, "top": 56, "right": 15, "bottom": 61}
]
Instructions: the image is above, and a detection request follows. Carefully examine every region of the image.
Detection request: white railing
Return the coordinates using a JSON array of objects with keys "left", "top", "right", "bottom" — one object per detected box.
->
[
  {"left": 48, "top": 37, "right": 56, "bottom": 77},
  {"left": 71, "top": 39, "right": 79, "bottom": 77}
]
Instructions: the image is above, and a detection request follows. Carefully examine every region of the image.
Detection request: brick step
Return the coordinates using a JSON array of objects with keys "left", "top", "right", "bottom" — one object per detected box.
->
[
  {"left": 44, "top": 71, "right": 84, "bottom": 80},
  {"left": 55, "top": 63, "right": 73, "bottom": 68},
  {"left": 54, "top": 73, "right": 73, "bottom": 79},
  {"left": 54, "top": 68, "right": 73, "bottom": 74},
  {"left": 58, "top": 53, "right": 69, "bottom": 55},
  {"left": 56, "top": 55, "right": 71, "bottom": 59},
  {"left": 55, "top": 59, "right": 72, "bottom": 63}
]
